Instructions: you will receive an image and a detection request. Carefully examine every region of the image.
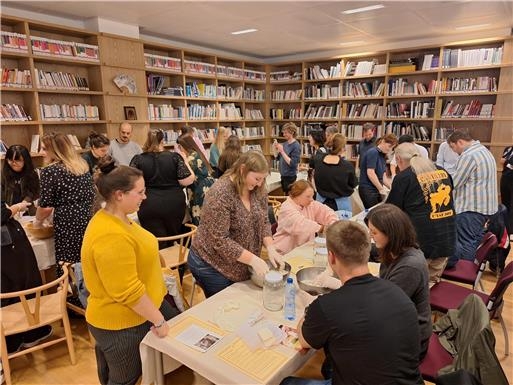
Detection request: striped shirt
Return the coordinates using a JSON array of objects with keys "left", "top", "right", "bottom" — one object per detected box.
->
[{"left": 452, "top": 141, "right": 497, "bottom": 215}]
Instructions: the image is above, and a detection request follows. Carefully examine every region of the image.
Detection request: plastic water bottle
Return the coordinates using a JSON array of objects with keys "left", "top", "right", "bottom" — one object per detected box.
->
[{"left": 284, "top": 277, "right": 296, "bottom": 321}]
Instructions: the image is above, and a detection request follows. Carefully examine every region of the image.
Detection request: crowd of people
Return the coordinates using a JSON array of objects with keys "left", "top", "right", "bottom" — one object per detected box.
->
[{"left": 1, "top": 119, "right": 511, "bottom": 385}]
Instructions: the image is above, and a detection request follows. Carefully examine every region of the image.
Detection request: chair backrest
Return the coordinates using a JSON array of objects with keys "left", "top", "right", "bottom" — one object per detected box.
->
[
  {"left": 0, "top": 268, "right": 69, "bottom": 332},
  {"left": 157, "top": 224, "right": 197, "bottom": 265},
  {"left": 474, "top": 232, "right": 497, "bottom": 266},
  {"left": 486, "top": 261, "right": 513, "bottom": 314}
]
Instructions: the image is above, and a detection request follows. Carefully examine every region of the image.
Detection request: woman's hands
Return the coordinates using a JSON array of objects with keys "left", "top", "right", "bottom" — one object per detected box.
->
[
  {"left": 150, "top": 318, "right": 170, "bottom": 338},
  {"left": 249, "top": 254, "right": 269, "bottom": 276},
  {"left": 266, "top": 245, "right": 284, "bottom": 269},
  {"left": 8, "top": 201, "right": 32, "bottom": 218}
]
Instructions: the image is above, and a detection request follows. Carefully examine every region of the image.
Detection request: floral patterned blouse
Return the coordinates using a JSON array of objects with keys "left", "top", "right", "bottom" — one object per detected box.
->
[{"left": 186, "top": 151, "right": 215, "bottom": 225}]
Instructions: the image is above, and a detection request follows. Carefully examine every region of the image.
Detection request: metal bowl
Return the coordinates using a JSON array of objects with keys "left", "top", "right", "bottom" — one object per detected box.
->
[
  {"left": 249, "top": 261, "right": 291, "bottom": 288},
  {"left": 296, "top": 266, "right": 333, "bottom": 296}
]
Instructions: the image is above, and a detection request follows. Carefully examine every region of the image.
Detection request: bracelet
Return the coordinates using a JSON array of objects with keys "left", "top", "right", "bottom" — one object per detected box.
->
[{"left": 153, "top": 319, "right": 166, "bottom": 329}]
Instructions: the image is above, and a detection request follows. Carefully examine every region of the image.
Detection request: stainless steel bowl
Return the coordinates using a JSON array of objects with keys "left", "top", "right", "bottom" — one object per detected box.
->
[
  {"left": 249, "top": 261, "right": 291, "bottom": 288},
  {"left": 296, "top": 266, "right": 333, "bottom": 296}
]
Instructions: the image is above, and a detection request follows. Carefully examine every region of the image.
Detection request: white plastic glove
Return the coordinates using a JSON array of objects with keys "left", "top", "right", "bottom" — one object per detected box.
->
[
  {"left": 249, "top": 255, "right": 269, "bottom": 277},
  {"left": 266, "top": 245, "right": 284, "bottom": 269},
  {"left": 312, "top": 269, "right": 342, "bottom": 290},
  {"left": 13, "top": 201, "right": 32, "bottom": 214}
]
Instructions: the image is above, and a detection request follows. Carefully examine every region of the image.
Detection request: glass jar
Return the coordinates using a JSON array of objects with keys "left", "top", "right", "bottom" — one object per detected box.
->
[
  {"left": 263, "top": 271, "right": 284, "bottom": 311},
  {"left": 314, "top": 247, "right": 328, "bottom": 267},
  {"left": 314, "top": 236, "right": 326, "bottom": 249}
]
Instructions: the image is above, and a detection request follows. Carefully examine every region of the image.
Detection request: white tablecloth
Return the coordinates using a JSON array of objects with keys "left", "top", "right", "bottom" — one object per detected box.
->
[{"left": 19, "top": 216, "right": 56, "bottom": 270}]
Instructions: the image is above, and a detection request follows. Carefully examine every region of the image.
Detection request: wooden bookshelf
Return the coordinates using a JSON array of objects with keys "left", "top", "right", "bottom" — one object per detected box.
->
[{"left": 1, "top": 14, "right": 511, "bottom": 174}]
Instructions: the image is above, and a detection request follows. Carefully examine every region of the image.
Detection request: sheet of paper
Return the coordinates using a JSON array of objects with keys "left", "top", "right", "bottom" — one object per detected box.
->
[
  {"left": 217, "top": 337, "right": 288, "bottom": 383},
  {"left": 175, "top": 324, "right": 223, "bottom": 353},
  {"left": 167, "top": 316, "right": 227, "bottom": 339}
]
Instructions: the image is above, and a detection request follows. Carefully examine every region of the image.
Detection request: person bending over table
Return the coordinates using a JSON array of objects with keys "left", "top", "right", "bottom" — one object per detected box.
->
[
  {"left": 281, "top": 220, "right": 423, "bottom": 385},
  {"left": 187, "top": 150, "right": 283, "bottom": 297},
  {"left": 82, "top": 159, "right": 178, "bottom": 385},
  {"left": 273, "top": 180, "right": 338, "bottom": 255}
]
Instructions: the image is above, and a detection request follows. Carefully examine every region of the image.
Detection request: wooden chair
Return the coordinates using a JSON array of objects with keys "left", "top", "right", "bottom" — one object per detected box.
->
[
  {"left": 157, "top": 224, "right": 198, "bottom": 305},
  {"left": 0, "top": 266, "right": 76, "bottom": 385}
]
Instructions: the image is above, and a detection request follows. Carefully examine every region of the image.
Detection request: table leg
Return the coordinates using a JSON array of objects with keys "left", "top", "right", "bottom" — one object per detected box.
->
[{"left": 154, "top": 348, "right": 165, "bottom": 385}]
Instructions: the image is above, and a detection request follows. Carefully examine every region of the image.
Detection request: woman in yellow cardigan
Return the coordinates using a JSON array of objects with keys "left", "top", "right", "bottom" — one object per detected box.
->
[{"left": 81, "top": 159, "right": 178, "bottom": 385}]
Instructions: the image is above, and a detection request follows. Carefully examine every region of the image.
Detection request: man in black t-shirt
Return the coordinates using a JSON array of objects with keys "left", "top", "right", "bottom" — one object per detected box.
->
[{"left": 281, "top": 221, "right": 423, "bottom": 385}]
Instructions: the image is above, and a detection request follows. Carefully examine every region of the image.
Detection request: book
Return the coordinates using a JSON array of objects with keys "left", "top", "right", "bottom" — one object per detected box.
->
[{"left": 30, "top": 134, "right": 40, "bottom": 153}]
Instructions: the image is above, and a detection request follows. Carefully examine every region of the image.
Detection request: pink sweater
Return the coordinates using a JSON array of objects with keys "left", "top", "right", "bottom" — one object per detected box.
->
[{"left": 273, "top": 198, "right": 338, "bottom": 254}]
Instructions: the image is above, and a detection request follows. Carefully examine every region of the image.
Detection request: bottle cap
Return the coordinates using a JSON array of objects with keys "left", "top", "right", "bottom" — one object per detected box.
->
[
  {"left": 265, "top": 270, "right": 282, "bottom": 283},
  {"left": 287, "top": 277, "right": 293, "bottom": 284}
]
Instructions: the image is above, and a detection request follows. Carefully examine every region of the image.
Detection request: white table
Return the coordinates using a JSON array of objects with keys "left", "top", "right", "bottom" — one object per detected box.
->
[{"left": 19, "top": 215, "right": 56, "bottom": 270}]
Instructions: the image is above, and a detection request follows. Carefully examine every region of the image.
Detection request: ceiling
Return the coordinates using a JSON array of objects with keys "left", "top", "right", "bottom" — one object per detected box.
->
[{"left": 2, "top": 1, "right": 513, "bottom": 63}]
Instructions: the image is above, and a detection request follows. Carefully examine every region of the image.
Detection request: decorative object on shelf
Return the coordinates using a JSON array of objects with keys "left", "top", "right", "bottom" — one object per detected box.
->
[
  {"left": 124, "top": 106, "right": 137, "bottom": 120},
  {"left": 113, "top": 73, "right": 136, "bottom": 94}
]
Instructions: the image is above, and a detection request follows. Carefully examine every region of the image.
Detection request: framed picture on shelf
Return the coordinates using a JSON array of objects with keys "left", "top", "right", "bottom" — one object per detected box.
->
[{"left": 124, "top": 106, "right": 137, "bottom": 120}]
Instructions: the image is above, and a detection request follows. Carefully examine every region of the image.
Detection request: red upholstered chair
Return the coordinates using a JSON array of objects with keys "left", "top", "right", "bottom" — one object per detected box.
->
[
  {"left": 441, "top": 232, "right": 498, "bottom": 290},
  {"left": 419, "top": 333, "right": 454, "bottom": 381},
  {"left": 430, "top": 261, "right": 513, "bottom": 356}
]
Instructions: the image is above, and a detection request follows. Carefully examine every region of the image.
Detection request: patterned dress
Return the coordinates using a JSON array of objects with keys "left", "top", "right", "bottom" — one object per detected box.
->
[
  {"left": 39, "top": 163, "right": 95, "bottom": 266},
  {"left": 186, "top": 151, "right": 215, "bottom": 225}
]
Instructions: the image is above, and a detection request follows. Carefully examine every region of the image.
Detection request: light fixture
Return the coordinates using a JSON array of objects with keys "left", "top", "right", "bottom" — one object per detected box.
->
[
  {"left": 339, "top": 40, "right": 365, "bottom": 46},
  {"left": 455, "top": 23, "right": 490, "bottom": 30},
  {"left": 342, "top": 4, "right": 384, "bottom": 15},
  {"left": 231, "top": 28, "right": 258, "bottom": 35}
]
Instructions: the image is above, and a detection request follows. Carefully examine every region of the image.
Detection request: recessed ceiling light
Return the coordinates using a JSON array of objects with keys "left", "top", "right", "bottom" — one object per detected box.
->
[
  {"left": 339, "top": 41, "right": 365, "bottom": 46},
  {"left": 231, "top": 28, "right": 258, "bottom": 35},
  {"left": 455, "top": 23, "right": 490, "bottom": 30},
  {"left": 342, "top": 4, "right": 385, "bottom": 15}
]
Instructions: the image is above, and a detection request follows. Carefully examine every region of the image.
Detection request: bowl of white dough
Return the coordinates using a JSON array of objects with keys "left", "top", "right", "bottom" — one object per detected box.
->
[
  {"left": 296, "top": 266, "right": 333, "bottom": 296},
  {"left": 25, "top": 222, "right": 54, "bottom": 240},
  {"left": 249, "top": 261, "right": 291, "bottom": 288}
]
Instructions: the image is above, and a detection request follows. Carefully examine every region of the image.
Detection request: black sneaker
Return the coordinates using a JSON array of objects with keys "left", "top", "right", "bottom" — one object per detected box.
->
[
  {"left": 6, "top": 335, "right": 23, "bottom": 354},
  {"left": 21, "top": 325, "right": 53, "bottom": 348}
]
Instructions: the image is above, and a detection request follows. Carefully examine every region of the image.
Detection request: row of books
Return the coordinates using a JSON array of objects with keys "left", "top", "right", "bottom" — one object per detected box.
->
[
  {"left": 341, "top": 124, "right": 384, "bottom": 140},
  {"left": 0, "top": 104, "right": 32, "bottom": 121},
  {"left": 304, "top": 104, "right": 340, "bottom": 119},
  {"left": 235, "top": 126, "right": 265, "bottom": 138},
  {"left": 271, "top": 89, "right": 303, "bottom": 101},
  {"left": 35, "top": 69, "right": 89, "bottom": 90},
  {"left": 217, "top": 65, "right": 244, "bottom": 79},
  {"left": 270, "top": 70, "right": 302, "bottom": 82},
  {"left": 30, "top": 37, "right": 99, "bottom": 61},
  {"left": 39, "top": 104, "right": 99, "bottom": 121},
  {"left": 304, "top": 84, "right": 340, "bottom": 99},
  {"left": 344, "top": 81, "right": 385, "bottom": 97},
  {"left": 1, "top": 31, "right": 28, "bottom": 52},
  {"left": 147, "top": 74, "right": 166, "bottom": 95},
  {"left": 144, "top": 53, "right": 181, "bottom": 71},
  {"left": 219, "top": 103, "right": 242, "bottom": 120},
  {"left": 344, "top": 60, "right": 387, "bottom": 76},
  {"left": 270, "top": 108, "right": 301, "bottom": 120},
  {"left": 384, "top": 122, "right": 430, "bottom": 141},
  {"left": 29, "top": 134, "right": 82, "bottom": 153},
  {"left": 420, "top": 54, "right": 440, "bottom": 70},
  {"left": 439, "top": 76, "right": 498, "bottom": 93},
  {"left": 245, "top": 109, "right": 264, "bottom": 120},
  {"left": 386, "top": 101, "right": 435, "bottom": 119},
  {"left": 388, "top": 79, "right": 431, "bottom": 96},
  {"left": 147, "top": 104, "right": 185, "bottom": 121},
  {"left": 344, "top": 103, "right": 385, "bottom": 119},
  {"left": 306, "top": 62, "right": 344, "bottom": 80},
  {"left": 185, "top": 82, "right": 217, "bottom": 98},
  {"left": 432, "top": 127, "right": 456, "bottom": 141},
  {"left": 186, "top": 104, "right": 216, "bottom": 120},
  {"left": 441, "top": 100, "right": 494, "bottom": 118},
  {"left": 442, "top": 46, "right": 503, "bottom": 68},
  {"left": 1, "top": 68, "right": 32, "bottom": 88}
]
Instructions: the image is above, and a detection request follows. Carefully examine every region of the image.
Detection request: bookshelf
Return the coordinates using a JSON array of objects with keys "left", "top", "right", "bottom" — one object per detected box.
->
[{"left": 1, "top": 14, "right": 511, "bottom": 176}]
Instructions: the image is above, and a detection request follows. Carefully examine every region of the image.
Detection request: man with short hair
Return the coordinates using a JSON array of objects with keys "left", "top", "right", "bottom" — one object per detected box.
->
[
  {"left": 355, "top": 122, "right": 376, "bottom": 170},
  {"left": 108, "top": 122, "right": 142, "bottom": 166},
  {"left": 446, "top": 131, "right": 497, "bottom": 267},
  {"left": 281, "top": 221, "right": 423, "bottom": 385}
]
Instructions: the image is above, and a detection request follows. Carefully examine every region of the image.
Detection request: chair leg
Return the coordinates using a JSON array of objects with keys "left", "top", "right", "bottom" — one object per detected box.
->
[
  {"left": 1, "top": 336, "right": 12, "bottom": 385},
  {"left": 189, "top": 277, "right": 196, "bottom": 306},
  {"left": 62, "top": 313, "right": 77, "bottom": 364},
  {"left": 499, "top": 314, "right": 509, "bottom": 356}
]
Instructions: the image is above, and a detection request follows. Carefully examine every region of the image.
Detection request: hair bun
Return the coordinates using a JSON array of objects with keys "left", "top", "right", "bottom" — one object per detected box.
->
[{"left": 98, "top": 158, "right": 116, "bottom": 174}]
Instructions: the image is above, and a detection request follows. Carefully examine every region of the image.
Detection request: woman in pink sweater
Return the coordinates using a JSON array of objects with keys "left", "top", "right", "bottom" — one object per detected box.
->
[{"left": 273, "top": 180, "right": 338, "bottom": 254}]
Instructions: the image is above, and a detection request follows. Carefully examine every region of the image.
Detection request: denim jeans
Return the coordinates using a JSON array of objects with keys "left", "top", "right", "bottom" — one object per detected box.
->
[
  {"left": 316, "top": 193, "right": 352, "bottom": 219},
  {"left": 448, "top": 211, "right": 486, "bottom": 267},
  {"left": 187, "top": 248, "right": 234, "bottom": 298},
  {"left": 280, "top": 376, "right": 332, "bottom": 385}
]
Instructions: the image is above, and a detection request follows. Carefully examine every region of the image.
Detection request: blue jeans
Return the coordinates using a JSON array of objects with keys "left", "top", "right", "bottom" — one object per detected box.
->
[
  {"left": 448, "top": 211, "right": 486, "bottom": 267},
  {"left": 316, "top": 193, "right": 352, "bottom": 220},
  {"left": 280, "top": 376, "right": 332, "bottom": 385},
  {"left": 187, "top": 248, "right": 234, "bottom": 298}
]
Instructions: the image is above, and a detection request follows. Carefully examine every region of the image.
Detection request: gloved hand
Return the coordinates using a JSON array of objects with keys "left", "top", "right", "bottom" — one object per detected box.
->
[
  {"left": 266, "top": 245, "right": 284, "bottom": 269},
  {"left": 9, "top": 201, "right": 32, "bottom": 216},
  {"left": 249, "top": 255, "right": 269, "bottom": 276},
  {"left": 312, "top": 269, "right": 342, "bottom": 290}
]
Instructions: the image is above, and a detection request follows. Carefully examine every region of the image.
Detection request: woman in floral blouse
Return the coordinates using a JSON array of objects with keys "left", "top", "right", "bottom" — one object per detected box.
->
[{"left": 177, "top": 133, "right": 215, "bottom": 225}]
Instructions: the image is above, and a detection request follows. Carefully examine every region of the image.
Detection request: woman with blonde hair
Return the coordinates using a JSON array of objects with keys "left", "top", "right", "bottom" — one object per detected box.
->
[
  {"left": 209, "top": 126, "right": 229, "bottom": 169},
  {"left": 130, "top": 130, "right": 195, "bottom": 246},
  {"left": 34, "top": 133, "right": 95, "bottom": 288},
  {"left": 386, "top": 142, "right": 456, "bottom": 284},
  {"left": 273, "top": 180, "right": 338, "bottom": 254},
  {"left": 216, "top": 134, "right": 242, "bottom": 177},
  {"left": 314, "top": 133, "right": 358, "bottom": 219},
  {"left": 177, "top": 133, "right": 215, "bottom": 225},
  {"left": 187, "top": 151, "right": 283, "bottom": 297}
]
